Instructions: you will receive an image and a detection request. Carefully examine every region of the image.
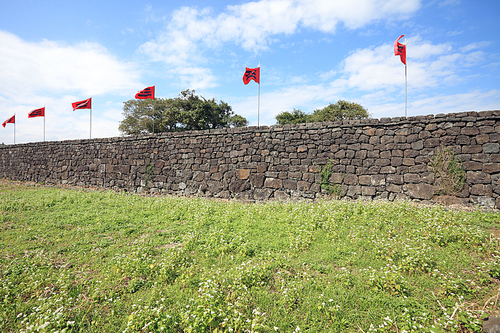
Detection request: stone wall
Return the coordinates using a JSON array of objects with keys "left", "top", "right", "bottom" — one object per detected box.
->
[{"left": 2, "top": 110, "right": 500, "bottom": 208}]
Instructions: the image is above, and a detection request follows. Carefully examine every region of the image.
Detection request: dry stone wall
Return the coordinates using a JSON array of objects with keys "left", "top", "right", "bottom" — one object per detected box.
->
[{"left": 2, "top": 110, "right": 500, "bottom": 208}]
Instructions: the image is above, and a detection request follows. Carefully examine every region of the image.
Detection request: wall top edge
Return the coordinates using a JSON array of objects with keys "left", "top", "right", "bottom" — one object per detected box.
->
[{"left": 2, "top": 110, "right": 500, "bottom": 149}]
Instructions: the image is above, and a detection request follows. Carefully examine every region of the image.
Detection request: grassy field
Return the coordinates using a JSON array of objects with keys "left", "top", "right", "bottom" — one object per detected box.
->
[{"left": 0, "top": 180, "right": 499, "bottom": 332}]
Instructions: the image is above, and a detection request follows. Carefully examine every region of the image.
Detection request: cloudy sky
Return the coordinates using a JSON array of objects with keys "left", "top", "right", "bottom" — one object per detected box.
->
[{"left": 1, "top": 0, "right": 499, "bottom": 144}]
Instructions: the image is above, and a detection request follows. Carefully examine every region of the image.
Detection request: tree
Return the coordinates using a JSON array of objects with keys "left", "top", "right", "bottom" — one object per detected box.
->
[
  {"left": 275, "top": 109, "right": 312, "bottom": 125},
  {"left": 311, "top": 100, "right": 369, "bottom": 122},
  {"left": 275, "top": 100, "right": 369, "bottom": 125},
  {"left": 119, "top": 90, "right": 248, "bottom": 135}
]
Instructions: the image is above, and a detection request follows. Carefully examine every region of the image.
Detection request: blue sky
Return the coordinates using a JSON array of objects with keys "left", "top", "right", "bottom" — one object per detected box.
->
[{"left": 1, "top": 0, "right": 499, "bottom": 144}]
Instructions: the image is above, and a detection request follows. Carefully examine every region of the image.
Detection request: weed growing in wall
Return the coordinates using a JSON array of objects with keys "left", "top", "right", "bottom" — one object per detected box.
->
[
  {"left": 428, "top": 147, "right": 465, "bottom": 196},
  {"left": 144, "top": 160, "right": 155, "bottom": 188},
  {"left": 318, "top": 159, "right": 342, "bottom": 197}
]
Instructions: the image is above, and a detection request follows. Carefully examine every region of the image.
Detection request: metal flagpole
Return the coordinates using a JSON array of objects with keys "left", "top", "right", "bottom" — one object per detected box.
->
[
  {"left": 90, "top": 97, "right": 92, "bottom": 139},
  {"left": 44, "top": 105, "right": 46, "bottom": 141},
  {"left": 14, "top": 114, "right": 16, "bottom": 145},
  {"left": 403, "top": 38, "right": 408, "bottom": 118},
  {"left": 405, "top": 64, "right": 407, "bottom": 118},
  {"left": 152, "top": 84, "right": 155, "bottom": 134},
  {"left": 258, "top": 63, "right": 261, "bottom": 128}
]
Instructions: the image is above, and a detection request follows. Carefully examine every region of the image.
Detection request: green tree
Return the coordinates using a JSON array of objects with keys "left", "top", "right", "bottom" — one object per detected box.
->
[
  {"left": 275, "top": 100, "right": 369, "bottom": 125},
  {"left": 119, "top": 90, "right": 248, "bottom": 135},
  {"left": 275, "top": 109, "right": 312, "bottom": 125},
  {"left": 311, "top": 100, "right": 369, "bottom": 122}
]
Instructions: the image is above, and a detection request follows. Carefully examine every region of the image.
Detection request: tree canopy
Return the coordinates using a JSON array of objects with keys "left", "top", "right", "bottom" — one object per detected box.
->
[
  {"left": 275, "top": 100, "right": 369, "bottom": 125},
  {"left": 119, "top": 89, "right": 248, "bottom": 135}
]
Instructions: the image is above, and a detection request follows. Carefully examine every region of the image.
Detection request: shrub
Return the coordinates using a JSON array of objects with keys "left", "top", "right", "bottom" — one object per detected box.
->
[{"left": 428, "top": 147, "right": 465, "bottom": 195}]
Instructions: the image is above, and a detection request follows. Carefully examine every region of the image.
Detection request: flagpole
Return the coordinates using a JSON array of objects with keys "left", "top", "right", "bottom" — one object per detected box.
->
[
  {"left": 44, "top": 105, "right": 46, "bottom": 142},
  {"left": 90, "top": 97, "right": 92, "bottom": 139},
  {"left": 403, "top": 38, "right": 408, "bottom": 118},
  {"left": 152, "top": 84, "right": 155, "bottom": 134},
  {"left": 14, "top": 113, "right": 16, "bottom": 145},
  {"left": 405, "top": 64, "right": 407, "bottom": 118},
  {"left": 258, "top": 63, "right": 261, "bottom": 128}
]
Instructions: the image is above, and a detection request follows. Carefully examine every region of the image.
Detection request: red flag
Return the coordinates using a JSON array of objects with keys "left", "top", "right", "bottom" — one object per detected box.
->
[
  {"left": 394, "top": 35, "right": 406, "bottom": 65},
  {"left": 28, "top": 107, "right": 45, "bottom": 118},
  {"left": 2, "top": 115, "right": 15, "bottom": 128},
  {"left": 135, "top": 86, "right": 155, "bottom": 99},
  {"left": 72, "top": 98, "right": 92, "bottom": 111},
  {"left": 243, "top": 67, "right": 260, "bottom": 85}
]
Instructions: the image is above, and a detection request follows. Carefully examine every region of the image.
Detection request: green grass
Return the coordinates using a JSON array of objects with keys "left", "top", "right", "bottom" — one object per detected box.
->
[{"left": 0, "top": 180, "right": 499, "bottom": 332}]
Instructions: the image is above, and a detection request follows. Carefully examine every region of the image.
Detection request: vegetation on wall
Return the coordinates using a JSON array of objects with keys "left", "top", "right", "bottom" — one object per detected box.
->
[
  {"left": 318, "top": 159, "right": 342, "bottom": 197},
  {"left": 428, "top": 147, "right": 466, "bottom": 196}
]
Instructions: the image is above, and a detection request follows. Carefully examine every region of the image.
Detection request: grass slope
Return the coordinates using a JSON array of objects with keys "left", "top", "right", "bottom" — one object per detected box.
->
[{"left": 0, "top": 181, "right": 499, "bottom": 332}]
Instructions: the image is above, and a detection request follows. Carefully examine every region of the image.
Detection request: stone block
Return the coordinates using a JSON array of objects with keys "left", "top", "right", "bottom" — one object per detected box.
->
[
  {"left": 404, "top": 183, "right": 434, "bottom": 200},
  {"left": 273, "top": 190, "right": 290, "bottom": 200},
  {"left": 254, "top": 188, "right": 273, "bottom": 200},
  {"left": 476, "top": 134, "right": 490, "bottom": 144},
  {"left": 362, "top": 186, "right": 376, "bottom": 196},
  {"left": 297, "top": 145, "right": 308, "bottom": 152},
  {"left": 380, "top": 136, "right": 393, "bottom": 144},
  {"left": 391, "top": 157, "right": 403, "bottom": 166},
  {"left": 250, "top": 173, "right": 265, "bottom": 187},
  {"left": 375, "top": 159, "right": 391, "bottom": 167},
  {"left": 283, "top": 179, "right": 297, "bottom": 190},
  {"left": 386, "top": 184, "right": 402, "bottom": 193},
  {"left": 380, "top": 166, "right": 396, "bottom": 174},
  {"left": 467, "top": 171, "right": 491, "bottom": 184},
  {"left": 408, "top": 164, "right": 429, "bottom": 173},
  {"left": 470, "top": 184, "right": 492, "bottom": 196},
  {"left": 297, "top": 180, "right": 311, "bottom": 191},
  {"left": 235, "top": 169, "right": 250, "bottom": 179},
  {"left": 346, "top": 185, "right": 361, "bottom": 197},
  {"left": 355, "top": 150, "right": 367, "bottom": 159},
  {"left": 380, "top": 151, "right": 392, "bottom": 159},
  {"left": 392, "top": 149, "right": 404, "bottom": 157},
  {"left": 472, "top": 153, "right": 489, "bottom": 163},
  {"left": 331, "top": 173, "right": 344, "bottom": 184},
  {"left": 411, "top": 140, "right": 424, "bottom": 150},
  {"left": 421, "top": 172, "right": 435, "bottom": 184},
  {"left": 484, "top": 163, "right": 500, "bottom": 173},
  {"left": 424, "top": 138, "right": 440, "bottom": 148},
  {"left": 470, "top": 196, "right": 496, "bottom": 209},
  {"left": 456, "top": 135, "right": 471, "bottom": 145},
  {"left": 432, "top": 195, "right": 468, "bottom": 206},
  {"left": 207, "top": 180, "right": 224, "bottom": 193},
  {"left": 359, "top": 175, "right": 371, "bottom": 186},
  {"left": 370, "top": 175, "right": 386, "bottom": 186},
  {"left": 334, "top": 150, "right": 345, "bottom": 159},
  {"left": 257, "top": 162, "right": 268, "bottom": 173},
  {"left": 343, "top": 174, "right": 358, "bottom": 185},
  {"left": 463, "top": 161, "right": 483, "bottom": 171},
  {"left": 484, "top": 143, "right": 500, "bottom": 154},
  {"left": 404, "top": 173, "right": 421, "bottom": 183},
  {"left": 403, "top": 158, "right": 415, "bottom": 166},
  {"left": 461, "top": 127, "right": 479, "bottom": 136},
  {"left": 364, "top": 128, "right": 376, "bottom": 136}
]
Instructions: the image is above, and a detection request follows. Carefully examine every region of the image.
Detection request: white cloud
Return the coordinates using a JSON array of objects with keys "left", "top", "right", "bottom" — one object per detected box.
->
[
  {"left": 0, "top": 31, "right": 142, "bottom": 144},
  {"left": 175, "top": 67, "right": 219, "bottom": 90},
  {"left": 335, "top": 36, "right": 489, "bottom": 93},
  {"left": 234, "top": 36, "right": 496, "bottom": 125},
  {"left": 0, "top": 31, "right": 141, "bottom": 99},
  {"left": 139, "top": 0, "right": 422, "bottom": 86},
  {"left": 460, "top": 41, "right": 491, "bottom": 52}
]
